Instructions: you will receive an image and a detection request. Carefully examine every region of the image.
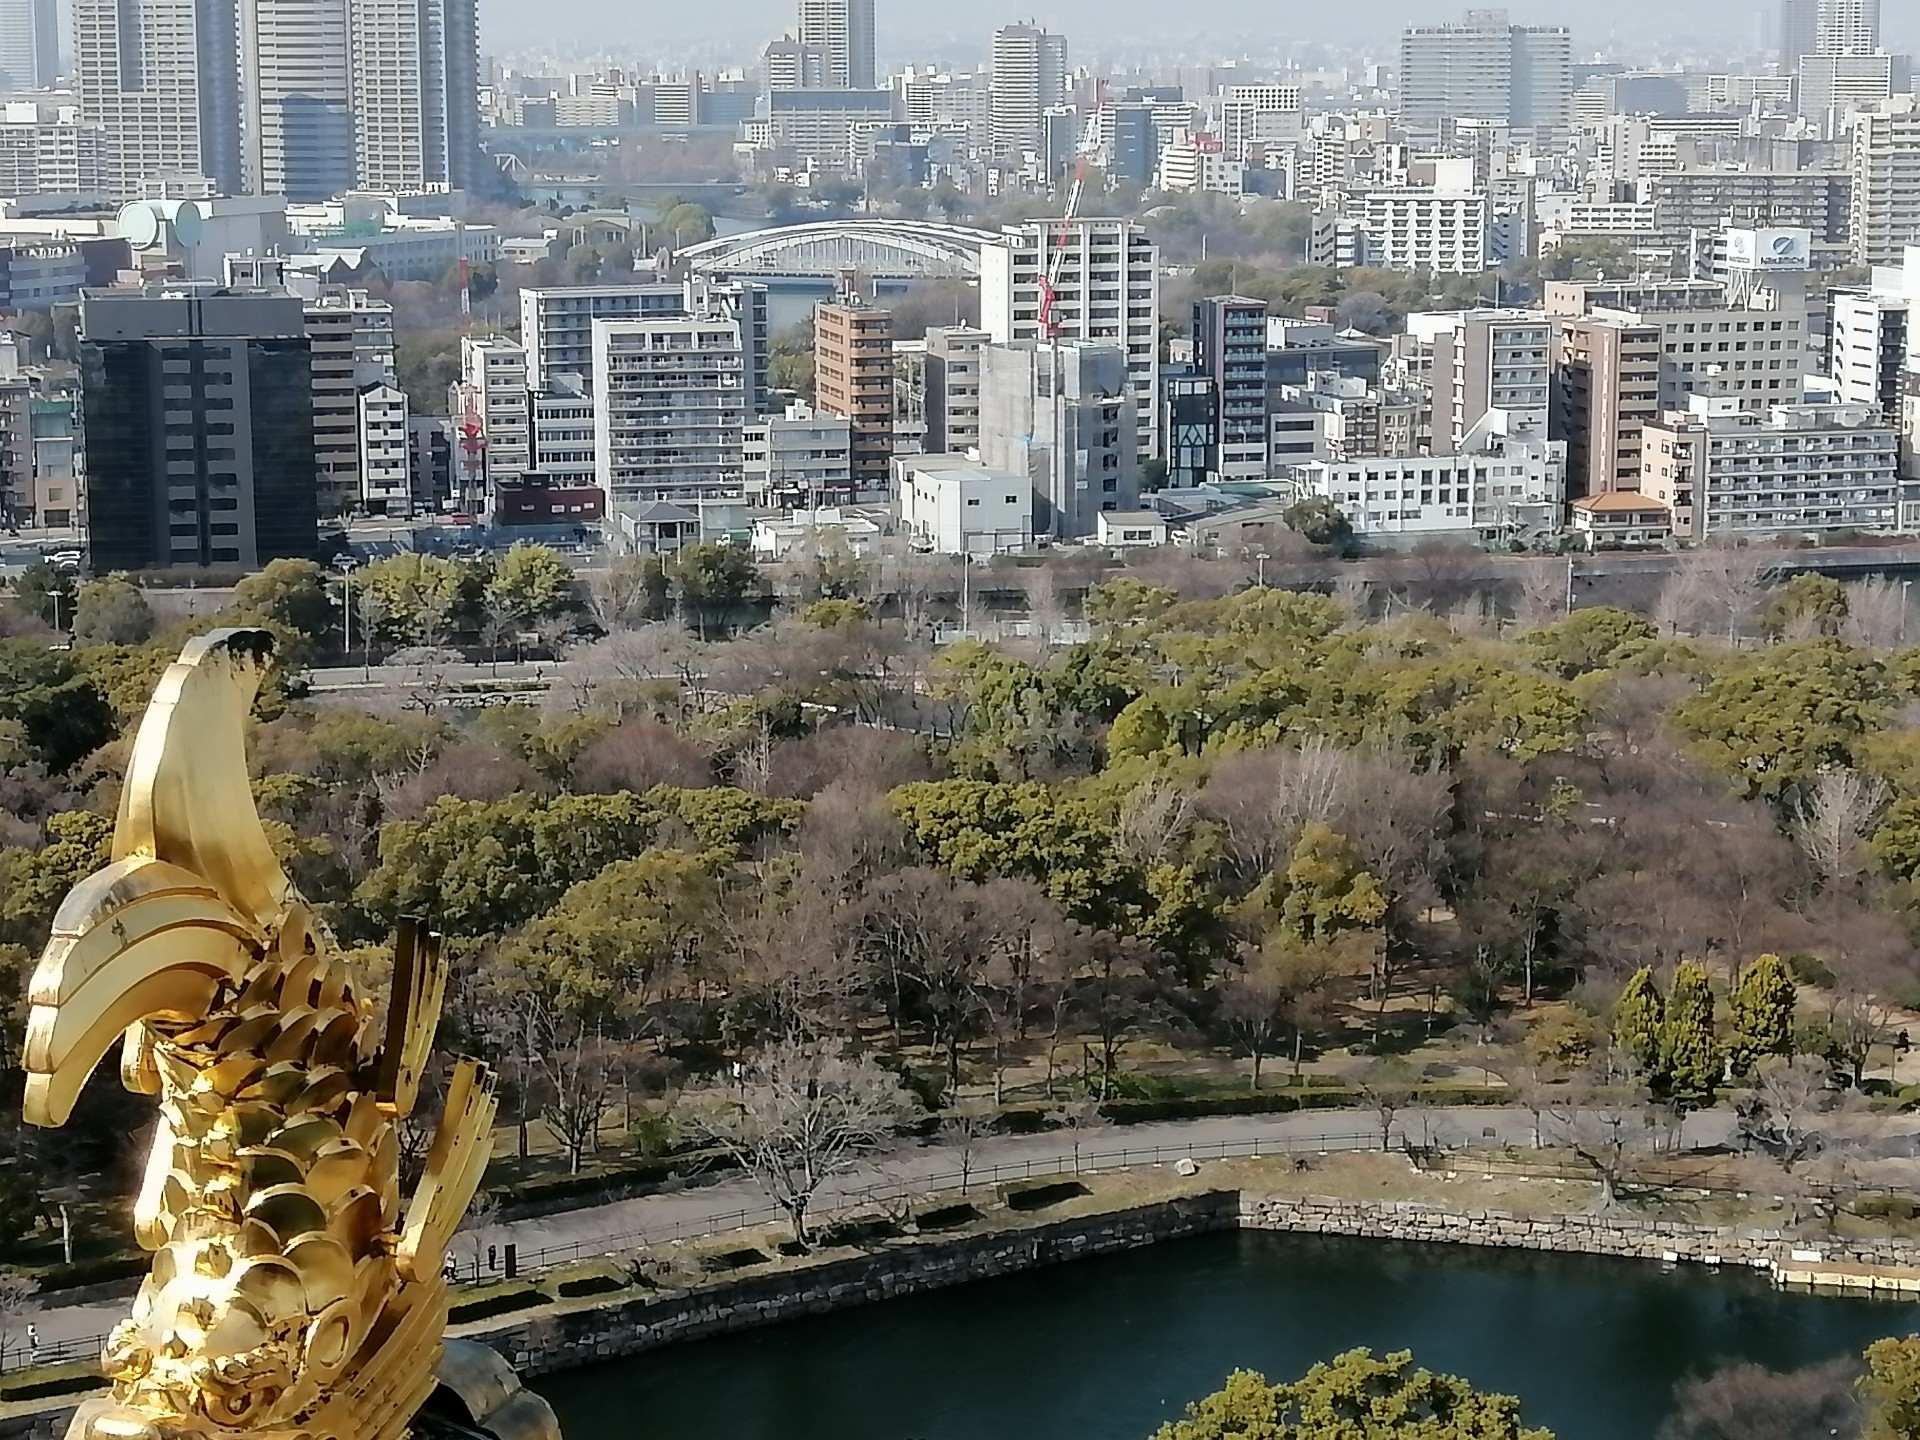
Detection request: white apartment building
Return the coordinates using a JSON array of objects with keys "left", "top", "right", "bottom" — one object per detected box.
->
[
  {"left": 896, "top": 454, "right": 1034, "bottom": 557},
  {"left": 461, "top": 335, "right": 530, "bottom": 487},
  {"left": 1407, "top": 308, "right": 1552, "bottom": 454},
  {"left": 1851, "top": 97, "right": 1920, "bottom": 268},
  {"left": 1642, "top": 396, "right": 1906, "bottom": 539},
  {"left": 357, "top": 381, "right": 411, "bottom": 515},
  {"left": 519, "top": 277, "right": 767, "bottom": 408},
  {"left": 1294, "top": 437, "right": 1566, "bottom": 542},
  {"left": 979, "top": 218, "right": 1160, "bottom": 457},
  {"left": 1311, "top": 159, "right": 1491, "bottom": 275},
  {"left": 1829, "top": 248, "right": 1919, "bottom": 417},
  {"left": 529, "top": 376, "right": 596, "bottom": 491},
  {"left": 592, "top": 314, "right": 746, "bottom": 507},
  {"left": 0, "top": 103, "right": 108, "bottom": 198},
  {"left": 797, "top": 0, "right": 875, "bottom": 89},
  {"left": 743, "top": 403, "right": 852, "bottom": 508},
  {"left": 1156, "top": 130, "right": 1244, "bottom": 195}
]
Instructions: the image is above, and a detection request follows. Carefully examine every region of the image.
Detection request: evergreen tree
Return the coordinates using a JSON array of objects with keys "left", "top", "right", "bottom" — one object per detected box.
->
[
  {"left": 1660, "top": 962, "right": 1721, "bottom": 1110},
  {"left": 1729, "top": 953, "right": 1797, "bottom": 1078},
  {"left": 1612, "top": 968, "right": 1664, "bottom": 1078}
]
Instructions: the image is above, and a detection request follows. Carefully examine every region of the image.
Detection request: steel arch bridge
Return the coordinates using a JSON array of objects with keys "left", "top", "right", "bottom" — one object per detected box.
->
[{"left": 680, "top": 220, "right": 1003, "bottom": 280}]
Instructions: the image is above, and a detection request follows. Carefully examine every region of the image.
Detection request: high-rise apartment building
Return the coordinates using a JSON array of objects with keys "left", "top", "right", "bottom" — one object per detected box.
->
[
  {"left": 348, "top": 0, "right": 479, "bottom": 191},
  {"left": 1551, "top": 316, "right": 1664, "bottom": 497},
  {"left": 1398, "top": 9, "right": 1572, "bottom": 130},
  {"left": 1409, "top": 308, "right": 1552, "bottom": 456},
  {"left": 978, "top": 340, "right": 1138, "bottom": 539},
  {"left": 592, "top": 311, "right": 745, "bottom": 507},
  {"left": 78, "top": 286, "right": 316, "bottom": 571},
  {"left": 306, "top": 288, "right": 397, "bottom": 515},
  {"left": 813, "top": 298, "right": 892, "bottom": 499},
  {"left": 979, "top": 217, "right": 1160, "bottom": 457},
  {"left": 0, "top": 0, "right": 59, "bottom": 91},
  {"left": 1192, "top": 295, "right": 1269, "bottom": 478},
  {"left": 1817, "top": 0, "right": 1880, "bottom": 55},
  {"left": 357, "top": 382, "right": 411, "bottom": 515},
  {"left": 519, "top": 278, "right": 769, "bottom": 413},
  {"left": 460, "top": 335, "right": 530, "bottom": 491},
  {"left": 989, "top": 21, "right": 1069, "bottom": 161},
  {"left": 1828, "top": 251, "right": 1918, "bottom": 424},
  {"left": 1642, "top": 396, "right": 1901, "bottom": 539},
  {"left": 1546, "top": 250, "right": 1812, "bottom": 416},
  {"left": 1780, "top": 0, "right": 1819, "bottom": 69},
  {"left": 797, "top": 0, "right": 874, "bottom": 90},
  {"left": 240, "top": 0, "right": 353, "bottom": 201},
  {"left": 923, "top": 325, "right": 989, "bottom": 455},
  {"left": 74, "top": 0, "right": 241, "bottom": 195},
  {"left": 1851, "top": 98, "right": 1920, "bottom": 268}
]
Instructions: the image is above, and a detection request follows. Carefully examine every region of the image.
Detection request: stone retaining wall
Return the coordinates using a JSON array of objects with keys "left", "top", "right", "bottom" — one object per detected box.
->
[
  {"left": 1240, "top": 1194, "right": 1920, "bottom": 1270},
  {"left": 466, "top": 1190, "right": 1240, "bottom": 1377},
  {"left": 7, "top": 1185, "right": 1915, "bottom": 1437}
]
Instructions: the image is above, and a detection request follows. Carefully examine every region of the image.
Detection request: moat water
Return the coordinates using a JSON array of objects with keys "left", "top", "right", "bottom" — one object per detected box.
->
[{"left": 533, "top": 1230, "right": 1913, "bottom": 1440}]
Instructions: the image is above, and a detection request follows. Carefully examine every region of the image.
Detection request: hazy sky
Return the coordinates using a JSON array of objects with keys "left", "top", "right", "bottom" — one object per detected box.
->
[{"left": 478, "top": 0, "right": 1916, "bottom": 62}]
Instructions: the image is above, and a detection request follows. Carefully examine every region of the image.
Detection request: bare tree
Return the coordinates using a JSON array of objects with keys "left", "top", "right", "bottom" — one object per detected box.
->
[
  {"left": 1512, "top": 562, "right": 1568, "bottom": 629},
  {"left": 1655, "top": 544, "right": 1776, "bottom": 642},
  {"left": 1199, "top": 740, "right": 1356, "bottom": 887},
  {"left": 1735, "top": 1055, "right": 1837, "bottom": 1180},
  {"left": 1047, "top": 1097, "right": 1111, "bottom": 1174},
  {"left": 679, "top": 1042, "right": 909, "bottom": 1246},
  {"left": 938, "top": 1098, "right": 999, "bottom": 1196},
  {"left": 0, "top": 1274, "right": 36, "bottom": 1371},
  {"left": 1658, "top": 1358, "right": 1862, "bottom": 1440},
  {"left": 518, "top": 998, "right": 621, "bottom": 1176},
  {"left": 1793, "top": 769, "right": 1888, "bottom": 891},
  {"left": 1843, "top": 576, "right": 1910, "bottom": 651},
  {"left": 1355, "top": 1057, "right": 1419, "bottom": 1152},
  {"left": 1544, "top": 1064, "right": 1656, "bottom": 1210},
  {"left": 1114, "top": 774, "right": 1197, "bottom": 870},
  {"left": 1329, "top": 573, "right": 1372, "bottom": 628}
]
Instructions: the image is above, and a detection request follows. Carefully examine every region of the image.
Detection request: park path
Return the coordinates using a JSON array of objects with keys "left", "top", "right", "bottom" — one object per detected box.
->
[{"left": 6, "top": 1105, "right": 1740, "bottom": 1362}]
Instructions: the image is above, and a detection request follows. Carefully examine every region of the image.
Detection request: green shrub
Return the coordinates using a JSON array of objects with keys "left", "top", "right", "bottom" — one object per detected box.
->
[
  {"left": 914, "top": 1203, "right": 980, "bottom": 1230},
  {"left": 0, "top": 1362, "right": 110, "bottom": 1402},
  {"left": 1001, "top": 1181, "right": 1089, "bottom": 1211},
  {"left": 815, "top": 1217, "right": 901, "bottom": 1247},
  {"left": 698, "top": 1247, "right": 767, "bottom": 1273},
  {"left": 552, "top": 1273, "right": 627, "bottom": 1299},
  {"left": 1785, "top": 953, "right": 1837, "bottom": 988},
  {"left": 447, "top": 1283, "right": 546, "bottom": 1324}
]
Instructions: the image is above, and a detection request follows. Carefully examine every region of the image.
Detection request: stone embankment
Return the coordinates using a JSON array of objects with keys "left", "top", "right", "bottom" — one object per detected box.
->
[
  {"left": 7, "top": 1185, "right": 1917, "bottom": 1438},
  {"left": 475, "top": 1191, "right": 1239, "bottom": 1377},
  {"left": 1239, "top": 1194, "right": 1920, "bottom": 1271}
]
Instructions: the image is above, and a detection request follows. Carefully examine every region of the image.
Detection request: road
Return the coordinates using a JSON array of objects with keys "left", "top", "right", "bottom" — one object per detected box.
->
[{"left": 6, "top": 1106, "right": 1737, "bottom": 1360}]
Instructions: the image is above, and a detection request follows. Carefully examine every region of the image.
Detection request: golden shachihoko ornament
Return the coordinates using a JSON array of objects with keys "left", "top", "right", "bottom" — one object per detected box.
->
[{"left": 20, "top": 630, "right": 560, "bottom": 1440}]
